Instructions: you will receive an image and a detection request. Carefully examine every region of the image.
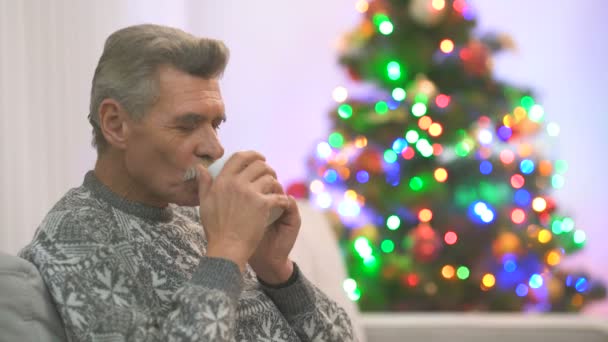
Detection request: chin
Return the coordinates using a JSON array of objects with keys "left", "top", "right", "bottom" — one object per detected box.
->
[{"left": 169, "top": 183, "right": 200, "bottom": 207}]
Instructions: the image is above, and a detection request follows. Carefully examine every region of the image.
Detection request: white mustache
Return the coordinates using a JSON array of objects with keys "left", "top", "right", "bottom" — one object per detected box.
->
[{"left": 183, "top": 160, "right": 213, "bottom": 182}]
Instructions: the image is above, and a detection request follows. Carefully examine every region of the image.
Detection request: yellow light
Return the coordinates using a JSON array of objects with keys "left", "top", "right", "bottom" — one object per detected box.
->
[
  {"left": 432, "top": 0, "right": 446, "bottom": 10},
  {"left": 429, "top": 123, "right": 443, "bottom": 137},
  {"left": 441, "top": 265, "right": 455, "bottom": 279},
  {"left": 332, "top": 86, "right": 348, "bottom": 103},
  {"left": 338, "top": 167, "right": 351, "bottom": 180},
  {"left": 503, "top": 114, "right": 513, "bottom": 127},
  {"left": 310, "top": 180, "right": 324, "bottom": 194},
  {"left": 345, "top": 190, "right": 358, "bottom": 201},
  {"left": 439, "top": 39, "right": 454, "bottom": 53},
  {"left": 419, "top": 209, "right": 433, "bottom": 223},
  {"left": 355, "top": 136, "right": 368, "bottom": 148},
  {"left": 513, "top": 106, "right": 527, "bottom": 121},
  {"left": 355, "top": 0, "right": 369, "bottom": 13},
  {"left": 434, "top": 168, "right": 448, "bottom": 182},
  {"left": 538, "top": 229, "right": 552, "bottom": 244},
  {"left": 546, "top": 250, "right": 561, "bottom": 266},
  {"left": 532, "top": 197, "right": 547, "bottom": 212},
  {"left": 482, "top": 274, "right": 496, "bottom": 288}
]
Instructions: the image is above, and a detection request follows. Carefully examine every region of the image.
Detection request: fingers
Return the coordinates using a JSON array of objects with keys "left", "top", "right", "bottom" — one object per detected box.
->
[
  {"left": 252, "top": 174, "right": 283, "bottom": 195},
  {"left": 221, "top": 151, "right": 266, "bottom": 177},
  {"left": 196, "top": 164, "right": 213, "bottom": 198},
  {"left": 240, "top": 160, "right": 278, "bottom": 183}
]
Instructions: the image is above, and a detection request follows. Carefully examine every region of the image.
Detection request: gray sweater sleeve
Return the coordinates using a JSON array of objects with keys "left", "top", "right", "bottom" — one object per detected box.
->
[
  {"left": 260, "top": 263, "right": 356, "bottom": 341},
  {"left": 22, "top": 229, "right": 243, "bottom": 342}
]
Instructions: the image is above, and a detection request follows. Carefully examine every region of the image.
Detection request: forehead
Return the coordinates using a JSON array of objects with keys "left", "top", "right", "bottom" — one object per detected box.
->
[{"left": 154, "top": 65, "right": 224, "bottom": 116}]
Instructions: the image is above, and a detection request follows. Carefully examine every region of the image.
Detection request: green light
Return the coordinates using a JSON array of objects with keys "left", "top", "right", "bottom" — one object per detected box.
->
[
  {"left": 387, "top": 61, "right": 401, "bottom": 80},
  {"left": 392, "top": 88, "right": 406, "bottom": 101},
  {"left": 328, "top": 132, "right": 344, "bottom": 148},
  {"left": 363, "top": 255, "right": 378, "bottom": 268},
  {"left": 409, "top": 176, "right": 424, "bottom": 191},
  {"left": 573, "top": 230, "right": 586, "bottom": 245},
  {"left": 457, "top": 266, "right": 470, "bottom": 280},
  {"left": 411, "top": 103, "right": 427, "bottom": 117},
  {"left": 414, "top": 93, "right": 428, "bottom": 104},
  {"left": 561, "top": 217, "right": 575, "bottom": 232},
  {"left": 337, "top": 104, "right": 353, "bottom": 119},
  {"left": 372, "top": 13, "right": 390, "bottom": 26},
  {"left": 375, "top": 101, "right": 389, "bottom": 114},
  {"left": 384, "top": 149, "right": 398, "bottom": 163},
  {"left": 528, "top": 104, "right": 544, "bottom": 122},
  {"left": 555, "top": 160, "right": 568, "bottom": 174},
  {"left": 354, "top": 237, "right": 373, "bottom": 258},
  {"left": 455, "top": 140, "right": 473, "bottom": 157},
  {"left": 405, "top": 130, "right": 420, "bottom": 143},
  {"left": 387, "top": 215, "right": 401, "bottom": 230},
  {"left": 551, "top": 219, "right": 563, "bottom": 235},
  {"left": 521, "top": 96, "right": 535, "bottom": 110},
  {"left": 381, "top": 239, "right": 395, "bottom": 253},
  {"left": 379, "top": 21, "right": 394, "bottom": 35},
  {"left": 347, "top": 288, "right": 361, "bottom": 301},
  {"left": 551, "top": 175, "right": 565, "bottom": 189},
  {"left": 416, "top": 139, "right": 433, "bottom": 158}
]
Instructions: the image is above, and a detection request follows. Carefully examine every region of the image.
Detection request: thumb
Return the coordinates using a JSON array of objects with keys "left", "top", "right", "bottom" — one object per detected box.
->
[{"left": 196, "top": 164, "right": 213, "bottom": 199}]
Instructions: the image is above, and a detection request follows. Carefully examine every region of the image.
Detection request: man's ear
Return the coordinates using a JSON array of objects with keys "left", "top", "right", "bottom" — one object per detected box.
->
[{"left": 98, "top": 99, "right": 131, "bottom": 150}]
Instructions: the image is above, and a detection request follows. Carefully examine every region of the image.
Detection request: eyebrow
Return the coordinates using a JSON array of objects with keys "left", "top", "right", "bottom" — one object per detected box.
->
[{"left": 173, "top": 112, "right": 227, "bottom": 125}]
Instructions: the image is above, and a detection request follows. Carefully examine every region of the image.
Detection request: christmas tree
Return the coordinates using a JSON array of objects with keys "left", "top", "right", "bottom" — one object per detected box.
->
[{"left": 300, "top": 0, "right": 606, "bottom": 312}]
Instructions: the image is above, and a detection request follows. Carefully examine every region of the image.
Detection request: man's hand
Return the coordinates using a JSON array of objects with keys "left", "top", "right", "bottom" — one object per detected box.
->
[
  {"left": 197, "top": 151, "right": 290, "bottom": 272},
  {"left": 249, "top": 194, "right": 301, "bottom": 285}
]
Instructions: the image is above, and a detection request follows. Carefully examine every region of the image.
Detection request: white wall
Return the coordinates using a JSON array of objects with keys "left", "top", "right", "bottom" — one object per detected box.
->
[{"left": 0, "top": 0, "right": 606, "bottom": 314}]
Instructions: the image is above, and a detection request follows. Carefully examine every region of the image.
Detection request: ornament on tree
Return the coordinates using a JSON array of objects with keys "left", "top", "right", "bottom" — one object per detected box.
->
[
  {"left": 286, "top": 181, "right": 309, "bottom": 199},
  {"left": 408, "top": 0, "right": 446, "bottom": 27},
  {"left": 353, "top": 148, "right": 384, "bottom": 174},
  {"left": 407, "top": 74, "right": 438, "bottom": 100},
  {"left": 460, "top": 40, "right": 492, "bottom": 76},
  {"left": 410, "top": 223, "right": 441, "bottom": 262}
]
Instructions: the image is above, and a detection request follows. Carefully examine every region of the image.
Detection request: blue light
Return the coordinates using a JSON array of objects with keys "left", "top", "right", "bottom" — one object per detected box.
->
[
  {"left": 356, "top": 170, "right": 370, "bottom": 183},
  {"left": 497, "top": 126, "right": 512, "bottom": 141},
  {"left": 504, "top": 260, "right": 517, "bottom": 273},
  {"left": 463, "top": 6, "right": 476, "bottom": 20},
  {"left": 392, "top": 138, "right": 408, "bottom": 154},
  {"left": 387, "top": 99, "right": 400, "bottom": 110},
  {"left": 468, "top": 201, "right": 496, "bottom": 224},
  {"left": 529, "top": 274, "right": 543, "bottom": 289},
  {"left": 516, "top": 284, "right": 529, "bottom": 297},
  {"left": 565, "top": 275, "right": 573, "bottom": 287},
  {"left": 479, "top": 161, "right": 493, "bottom": 175},
  {"left": 514, "top": 189, "right": 531, "bottom": 206},
  {"left": 575, "top": 277, "right": 589, "bottom": 293},
  {"left": 520, "top": 159, "right": 535, "bottom": 174},
  {"left": 324, "top": 169, "right": 338, "bottom": 183}
]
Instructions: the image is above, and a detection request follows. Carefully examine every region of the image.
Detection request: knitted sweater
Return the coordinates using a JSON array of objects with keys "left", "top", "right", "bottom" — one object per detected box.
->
[{"left": 19, "top": 171, "right": 355, "bottom": 341}]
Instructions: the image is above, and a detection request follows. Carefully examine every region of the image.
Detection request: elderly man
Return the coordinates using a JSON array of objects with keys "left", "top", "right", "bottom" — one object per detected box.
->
[{"left": 19, "top": 24, "right": 355, "bottom": 341}]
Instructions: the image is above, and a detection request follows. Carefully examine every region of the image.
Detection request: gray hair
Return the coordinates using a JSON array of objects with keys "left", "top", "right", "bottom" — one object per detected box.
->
[{"left": 88, "top": 24, "right": 229, "bottom": 153}]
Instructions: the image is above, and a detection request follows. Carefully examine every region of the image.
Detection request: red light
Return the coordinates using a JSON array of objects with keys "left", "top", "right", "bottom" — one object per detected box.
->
[
  {"left": 510, "top": 174, "right": 525, "bottom": 189},
  {"left": 433, "top": 144, "right": 443, "bottom": 156},
  {"left": 436, "top": 94, "right": 451, "bottom": 108},
  {"left": 511, "top": 208, "right": 526, "bottom": 224},
  {"left": 453, "top": 0, "right": 466, "bottom": 12},
  {"left": 402, "top": 147, "right": 415, "bottom": 160},
  {"left": 444, "top": 231, "right": 458, "bottom": 245}
]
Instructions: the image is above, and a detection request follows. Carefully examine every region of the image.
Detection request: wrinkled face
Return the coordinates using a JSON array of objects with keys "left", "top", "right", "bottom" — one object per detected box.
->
[{"left": 124, "top": 65, "right": 225, "bottom": 206}]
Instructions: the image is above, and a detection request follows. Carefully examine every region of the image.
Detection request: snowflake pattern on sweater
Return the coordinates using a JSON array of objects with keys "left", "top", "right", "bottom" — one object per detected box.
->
[{"left": 20, "top": 172, "right": 355, "bottom": 341}]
